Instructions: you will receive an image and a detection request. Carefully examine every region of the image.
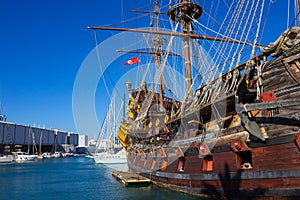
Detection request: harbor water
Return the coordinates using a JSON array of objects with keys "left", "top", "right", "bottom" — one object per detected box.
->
[{"left": 0, "top": 157, "right": 204, "bottom": 200}]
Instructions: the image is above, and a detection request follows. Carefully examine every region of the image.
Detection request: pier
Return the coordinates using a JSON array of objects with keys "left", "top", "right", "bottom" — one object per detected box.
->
[{"left": 112, "top": 171, "right": 151, "bottom": 186}]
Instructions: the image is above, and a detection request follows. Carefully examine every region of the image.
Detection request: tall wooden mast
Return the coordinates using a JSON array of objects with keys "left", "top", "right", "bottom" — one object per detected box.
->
[
  {"left": 168, "top": 0, "right": 203, "bottom": 102},
  {"left": 153, "top": 0, "right": 165, "bottom": 108}
]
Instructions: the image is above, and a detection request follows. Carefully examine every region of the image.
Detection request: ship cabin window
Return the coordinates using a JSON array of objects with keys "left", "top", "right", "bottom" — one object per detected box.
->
[
  {"left": 202, "top": 155, "right": 213, "bottom": 172},
  {"left": 237, "top": 151, "right": 253, "bottom": 170},
  {"left": 177, "top": 157, "right": 185, "bottom": 172}
]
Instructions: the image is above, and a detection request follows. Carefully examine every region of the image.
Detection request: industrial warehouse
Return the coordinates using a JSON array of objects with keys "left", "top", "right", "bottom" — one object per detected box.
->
[{"left": 0, "top": 115, "right": 79, "bottom": 155}]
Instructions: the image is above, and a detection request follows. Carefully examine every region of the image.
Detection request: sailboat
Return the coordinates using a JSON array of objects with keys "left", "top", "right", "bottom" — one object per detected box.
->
[
  {"left": 13, "top": 127, "right": 38, "bottom": 162},
  {"left": 88, "top": 0, "right": 300, "bottom": 198},
  {"left": 93, "top": 96, "right": 127, "bottom": 166}
]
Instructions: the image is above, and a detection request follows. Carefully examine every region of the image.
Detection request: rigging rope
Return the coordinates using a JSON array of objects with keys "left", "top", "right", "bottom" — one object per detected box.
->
[
  {"left": 259, "top": 0, "right": 272, "bottom": 46},
  {"left": 192, "top": 20, "right": 240, "bottom": 41},
  {"left": 93, "top": 31, "right": 112, "bottom": 101},
  {"left": 251, "top": 0, "right": 265, "bottom": 58},
  {"left": 203, "top": 0, "right": 243, "bottom": 82},
  {"left": 288, "top": 0, "right": 291, "bottom": 29},
  {"left": 229, "top": 0, "right": 257, "bottom": 70},
  {"left": 188, "top": 0, "right": 234, "bottom": 89},
  {"left": 135, "top": 22, "right": 179, "bottom": 122},
  {"left": 295, "top": 0, "right": 298, "bottom": 26},
  {"left": 210, "top": 0, "right": 246, "bottom": 78},
  {"left": 180, "top": 0, "right": 266, "bottom": 108}
]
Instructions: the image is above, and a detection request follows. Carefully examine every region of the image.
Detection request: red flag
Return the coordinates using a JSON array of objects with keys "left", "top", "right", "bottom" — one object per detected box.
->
[{"left": 124, "top": 56, "right": 139, "bottom": 66}]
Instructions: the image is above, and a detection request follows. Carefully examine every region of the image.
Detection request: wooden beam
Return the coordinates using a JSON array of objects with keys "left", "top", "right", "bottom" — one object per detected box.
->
[
  {"left": 131, "top": 10, "right": 167, "bottom": 14},
  {"left": 86, "top": 26, "right": 263, "bottom": 47},
  {"left": 116, "top": 49, "right": 203, "bottom": 58}
]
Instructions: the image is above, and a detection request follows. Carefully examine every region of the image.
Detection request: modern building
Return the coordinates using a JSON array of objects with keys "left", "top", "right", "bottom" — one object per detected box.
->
[{"left": 78, "top": 134, "right": 88, "bottom": 147}]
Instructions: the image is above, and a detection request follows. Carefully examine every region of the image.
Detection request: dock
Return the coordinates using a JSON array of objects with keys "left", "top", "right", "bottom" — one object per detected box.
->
[{"left": 112, "top": 171, "right": 152, "bottom": 186}]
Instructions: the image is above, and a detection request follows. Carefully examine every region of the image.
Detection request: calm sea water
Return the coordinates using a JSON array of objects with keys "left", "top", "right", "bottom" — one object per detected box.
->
[{"left": 0, "top": 157, "right": 204, "bottom": 200}]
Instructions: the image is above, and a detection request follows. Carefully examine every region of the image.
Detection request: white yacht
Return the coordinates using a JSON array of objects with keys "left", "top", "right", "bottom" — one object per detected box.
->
[
  {"left": 0, "top": 155, "right": 15, "bottom": 163},
  {"left": 92, "top": 96, "right": 128, "bottom": 171},
  {"left": 13, "top": 152, "right": 38, "bottom": 162},
  {"left": 93, "top": 149, "right": 127, "bottom": 164},
  {"left": 52, "top": 152, "right": 63, "bottom": 158}
]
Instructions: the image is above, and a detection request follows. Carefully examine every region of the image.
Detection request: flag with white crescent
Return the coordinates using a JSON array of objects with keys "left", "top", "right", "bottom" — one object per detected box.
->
[{"left": 124, "top": 56, "right": 139, "bottom": 66}]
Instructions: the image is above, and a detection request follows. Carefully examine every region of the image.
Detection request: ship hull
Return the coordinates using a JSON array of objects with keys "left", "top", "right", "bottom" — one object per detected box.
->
[
  {"left": 119, "top": 31, "right": 300, "bottom": 199},
  {"left": 127, "top": 134, "right": 300, "bottom": 199}
]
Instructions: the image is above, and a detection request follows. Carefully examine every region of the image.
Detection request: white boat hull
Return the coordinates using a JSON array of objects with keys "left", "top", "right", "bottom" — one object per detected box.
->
[
  {"left": 93, "top": 149, "right": 128, "bottom": 171},
  {"left": 93, "top": 156, "right": 127, "bottom": 164},
  {"left": 15, "top": 155, "right": 38, "bottom": 162},
  {"left": 0, "top": 156, "right": 15, "bottom": 163},
  {"left": 93, "top": 149, "right": 127, "bottom": 164},
  {"left": 13, "top": 152, "right": 38, "bottom": 162}
]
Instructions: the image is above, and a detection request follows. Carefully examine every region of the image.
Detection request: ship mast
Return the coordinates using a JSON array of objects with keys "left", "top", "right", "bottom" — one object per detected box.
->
[
  {"left": 168, "top": 0, "right": 203, "bottom": 102},
  {"left": 153, "top": 0, "right": 165, "bottom": 108}
]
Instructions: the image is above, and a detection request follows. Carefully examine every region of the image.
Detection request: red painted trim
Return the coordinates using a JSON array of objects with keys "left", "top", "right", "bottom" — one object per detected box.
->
[
  {"left": 295, "top": 133, "right": 300, "bottom": 149},
  {"left": 260, "top": 91, "right": 277, "bottom": 102},
  {"left": 198, "top": 143, "right": 211, "bottom": 156},
  {"left": 230, "top": 140, "right": 250, "bottom": 152}
]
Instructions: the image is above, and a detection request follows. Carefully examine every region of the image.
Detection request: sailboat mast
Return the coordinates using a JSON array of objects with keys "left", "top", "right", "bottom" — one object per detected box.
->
[
  {"left": 168, "top": 0, "right": 203, "bottom": 102},
  {"left": 123, "top": 93, "right": 126, "bottom": 118},
  {"left": 28, "top": 127, "right": 30, "bottom": 153},
  {"left": 113, "top": 94, "right": 116, "bottom": 148},
  {"left": 40, "top": 131, "right": 43, "bottom": 153}
]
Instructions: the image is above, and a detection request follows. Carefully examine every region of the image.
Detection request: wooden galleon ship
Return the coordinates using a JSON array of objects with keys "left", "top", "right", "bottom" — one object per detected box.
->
[{"left": 89, "top": 0, "right": 300, "bottom": 199}]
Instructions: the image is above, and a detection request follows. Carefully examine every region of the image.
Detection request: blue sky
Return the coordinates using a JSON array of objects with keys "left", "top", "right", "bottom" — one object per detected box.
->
[
  {"left": 0, "top": 0, "right": 296, "bottom": 139},
  {"left": 0, "top": 0, "right": 135, "bottom": 139}
]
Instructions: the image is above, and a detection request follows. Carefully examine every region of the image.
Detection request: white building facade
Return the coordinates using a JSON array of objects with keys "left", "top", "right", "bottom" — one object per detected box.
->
[{"left": 78, "top": 135, "right": 88, "bottom": 147}]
